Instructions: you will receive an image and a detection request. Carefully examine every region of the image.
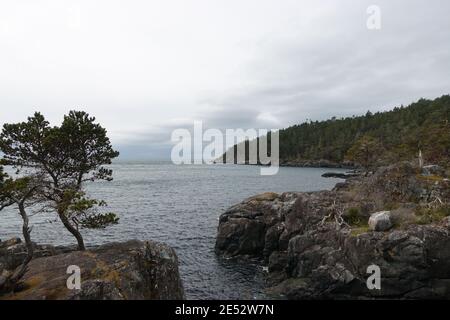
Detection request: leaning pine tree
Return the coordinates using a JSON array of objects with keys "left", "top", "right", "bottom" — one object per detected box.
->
[{"left": 0, "top": 111, "right": 120, "bottom": 250}]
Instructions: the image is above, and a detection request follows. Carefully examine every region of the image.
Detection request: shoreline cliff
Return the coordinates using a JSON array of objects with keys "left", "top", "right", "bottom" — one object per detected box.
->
[{"left": 215, "top": 162, "right": 450, "bottom": 299}]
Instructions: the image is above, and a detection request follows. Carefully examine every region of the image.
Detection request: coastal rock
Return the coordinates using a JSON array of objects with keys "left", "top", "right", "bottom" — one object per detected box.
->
[
  {"left": 0, "top": 240, "right": 59, "bottom": 273},
  {"left": 1, "top": 240, "right": 184, "bottom": 300},
  {"left": 215, "top": 192, "right": 299, "bottom": 257},
  {"left": 321, "top": 172, "right": 358, "bottom": 179},
  {"left": 68, "top": 280, "right": 124, "bottom": 300},
  {"left": 215, "top": 217, "right": 266, "bottom": 256},
  {"left": 215, "top": 162, "right": 450, "bottom": 299},
  {"left": 0, "top": 238, "right": 22, "bottom": 249},
  {"left": 368, "top": 211, "right": 392, "bottom": 231}
]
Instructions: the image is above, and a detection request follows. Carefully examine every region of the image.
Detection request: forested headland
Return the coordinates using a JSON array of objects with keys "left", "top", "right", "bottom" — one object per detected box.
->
[{"left": 222, "top": 95, "right": 450, "bottom": 169}]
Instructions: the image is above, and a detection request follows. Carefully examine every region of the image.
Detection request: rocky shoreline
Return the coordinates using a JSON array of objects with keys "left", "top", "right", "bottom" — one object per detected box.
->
[
  {"left": 2, "top": 161, "right": 449, "bottom": 300},
  {"left": 0, "top": 239, "right": 184, "bottom": 300},
  {"left": 280, "top": 159, "right": 356, "bottom": 169},
  {"left": 215, "top": 162, "right": 450, "bottom": 299},
  {"left": 216, "top": 159, "right": 357, "bottom": 169}
]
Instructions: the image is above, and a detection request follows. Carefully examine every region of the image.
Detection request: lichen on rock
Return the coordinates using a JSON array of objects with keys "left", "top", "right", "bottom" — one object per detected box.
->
[{"left": 0, "top": 240, "right": 184, "bottom": 300}]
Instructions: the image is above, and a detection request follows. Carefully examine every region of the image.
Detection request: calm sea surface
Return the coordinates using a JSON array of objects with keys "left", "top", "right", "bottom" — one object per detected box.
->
[{"left": 0, "top": 162, "right": 344, "bottom": 299}]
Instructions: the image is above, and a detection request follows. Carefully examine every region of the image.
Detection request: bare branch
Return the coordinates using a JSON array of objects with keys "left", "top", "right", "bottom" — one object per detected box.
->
[{"left": 320, "top": 199, "right": 349, "bottom": 230}]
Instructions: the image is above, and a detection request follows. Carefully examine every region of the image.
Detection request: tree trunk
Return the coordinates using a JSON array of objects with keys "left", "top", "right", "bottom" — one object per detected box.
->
[
  {"left": 58, "top": 211, "right": 86, "bottom": 251},
  {"left": 2, "top": 204, "right": 35, "bottom": 292}
]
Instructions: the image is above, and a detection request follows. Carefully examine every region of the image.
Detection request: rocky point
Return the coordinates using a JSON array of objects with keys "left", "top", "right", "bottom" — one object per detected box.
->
[
  {"left": 0, "top": 239, "right": 184, "bottom": 300},
  {"left": 215, "top": 162, "right": 450, "bottom": 299}
]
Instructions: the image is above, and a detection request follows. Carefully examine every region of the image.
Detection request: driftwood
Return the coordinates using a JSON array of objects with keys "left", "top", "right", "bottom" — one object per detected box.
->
[
  {"left": 426, "top": 195, "right": 444, "bottom": 209},
  {"left": 320, "top": 199, "right": 350, "bottom": 230}
]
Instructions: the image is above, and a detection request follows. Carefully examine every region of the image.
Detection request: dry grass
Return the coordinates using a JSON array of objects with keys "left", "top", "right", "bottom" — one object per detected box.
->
[
  {"left": 415, "top": 205, "right": 450, "bottom": 225},
  {"left": 416, "top": 174, "right": 445, "bottom": 182},
  {"left": 350, "top": 226, "right": 370, "bottom": 237}
]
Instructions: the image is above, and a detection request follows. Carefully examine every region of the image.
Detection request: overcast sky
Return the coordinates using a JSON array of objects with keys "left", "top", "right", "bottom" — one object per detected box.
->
[{"left": 1, "top": 0, "right": 449, "bottom": 159}]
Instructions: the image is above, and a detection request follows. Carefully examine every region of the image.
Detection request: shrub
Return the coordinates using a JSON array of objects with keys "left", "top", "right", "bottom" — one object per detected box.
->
[
  {"left": 344, "top": 207, "right": 368, "bottom": 227},
  {"left": 415, "top": 206, "right": 450, "bottom": 225}
]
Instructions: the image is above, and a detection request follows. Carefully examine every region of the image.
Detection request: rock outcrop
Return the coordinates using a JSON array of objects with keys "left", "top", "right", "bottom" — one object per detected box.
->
[
  {"left": 216, "top": 162, "right": 450, "bottom": 299},
  {"left": 0, "top": 240, "right": 184, "bottom": 300},
  {"left": 321, "top": 172, "right": 359, "bottom": 179},
  {"left": 368, "top": 211, "right": 392, "bottom": 231},
  {"left": 0, "top": 238, "right": 61, "bottom": 288}
]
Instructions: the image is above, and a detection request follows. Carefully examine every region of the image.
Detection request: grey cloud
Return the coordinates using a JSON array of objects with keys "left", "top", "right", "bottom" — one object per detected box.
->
[
  {"left": 1, "top": 0, "right": 449, "bottom": 160},
  {"left": 195, "top": 0, "right": 450, "bottom": 129}
]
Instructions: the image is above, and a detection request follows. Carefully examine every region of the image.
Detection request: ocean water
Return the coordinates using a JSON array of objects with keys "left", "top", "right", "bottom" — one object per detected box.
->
[{"left": 0, "top": 162, "right": 344, "bottom": 299}]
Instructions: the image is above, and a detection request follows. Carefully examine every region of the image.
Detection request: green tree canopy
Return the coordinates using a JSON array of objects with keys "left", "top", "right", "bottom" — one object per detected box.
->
[
  {"left": 345, "top": 135, "right": 383, "bottom": 171},
  {"left": 0, "top": 111, "right": 120, "bottom": 250},
  {"left": 224, "top": 95, "right": 450, "bottom": 168}
]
